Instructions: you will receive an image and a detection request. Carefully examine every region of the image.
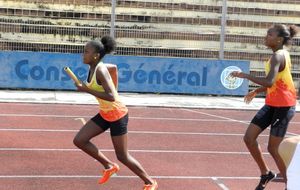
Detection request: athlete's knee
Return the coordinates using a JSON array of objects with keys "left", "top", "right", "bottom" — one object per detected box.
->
[
  {"left": 267, "top": 144, "right": 279, "bottom": 156},
  {"left": 73, "top": 135, "right": 87, "bottom": 148},
  {"left": 243, "top": 134, "right": 256, "bottom": 146},
  {"left": 73, "top": 136, "right": 81, "bottom": 148},
  {"left": 115, "top": 151, "right": 130, "bottom": 163}
]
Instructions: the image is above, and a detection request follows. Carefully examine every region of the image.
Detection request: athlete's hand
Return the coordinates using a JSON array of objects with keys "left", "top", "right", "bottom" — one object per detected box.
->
[
  {"left": 244, "top": 90, "right": 257, "bottom": 104},
  {"left": 230, "top": 71, "right": 246, "bottom": 78},
  {"left": 75, "top": 82, "right": 89, "bottom": 92}
]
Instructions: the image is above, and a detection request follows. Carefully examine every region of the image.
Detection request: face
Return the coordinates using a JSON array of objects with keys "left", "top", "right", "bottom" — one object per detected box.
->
[
  {"left": 83, "top": 43, "right": 97, "bottom": 65},
  {"left": 265, "top": 27, "right": 282, "bottom": 48}
]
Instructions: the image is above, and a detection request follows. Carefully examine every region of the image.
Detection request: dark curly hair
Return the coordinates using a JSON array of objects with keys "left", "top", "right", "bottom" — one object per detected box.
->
[
  {"left": 273, "top": 24, "right": 299, "bottom": 46},
  {"left": 88, "top": 35, "right": 116, "bottom": 59}
]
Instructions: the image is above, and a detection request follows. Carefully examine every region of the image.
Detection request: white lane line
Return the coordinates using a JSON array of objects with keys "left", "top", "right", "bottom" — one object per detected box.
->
[
  {"left": 0, "top": 148, "right": 270, "bottom": 155},
  {"left": 182, "top": 109, "right": 300, "bottom": 136},
  {"left": 182, "top": 109, "right": 248, "bottom": 124},
  {"left": 0, "top": 128, "right": 78, "bottom": 132},
  {"left": 0, "top": 175, "right": 260, "bottom": 180},
  {"left": 0, "top": 113, "right": 89, "bottom": 118},
  {"left": 0, "top": 128, "right": 270, "bottom": 137},
  {"left": 0, "top": 113, "right": 231, "bottom": 122},
  {"left": 212, "top": 177, "right": 230, "bottom": 190},
  {"left": 1, "top": 113, "right": 300, "bottom": 124},
  {"left": 74, "top": 118, "right": 86, "bottom": 125}
]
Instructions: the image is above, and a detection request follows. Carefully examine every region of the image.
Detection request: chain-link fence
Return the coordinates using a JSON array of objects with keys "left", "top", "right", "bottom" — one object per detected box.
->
[{"left": 1, "top": 0, "right": 300, "bottom": 91}]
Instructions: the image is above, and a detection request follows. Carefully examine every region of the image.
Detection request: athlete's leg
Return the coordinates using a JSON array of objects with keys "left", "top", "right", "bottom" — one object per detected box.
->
[
  {"left": 244, "top": 123, "right": 269, "bottom": 174},
  {"left": 268, "top": 135, "right": 286, "bottom": 182},
  {"left": 268, "top": 106, "right": 296, "bottom": 183},
  {"left": 111, "top": 134, "right": 154, "bottom": 185},
  {"left": 73, "top": 119, "right": 113, "bottom": 169}
]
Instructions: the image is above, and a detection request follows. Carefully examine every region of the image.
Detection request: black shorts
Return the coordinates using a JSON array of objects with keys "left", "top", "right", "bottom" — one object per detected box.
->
[
  {"left": 91, "top": 113, "right": 128, "bottom": 136},
  {"left": 251, "top": 105, "right": 295, "bottom": 137}
]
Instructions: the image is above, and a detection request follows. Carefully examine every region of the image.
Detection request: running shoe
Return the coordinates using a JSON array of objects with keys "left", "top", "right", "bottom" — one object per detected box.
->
[
  {"left": 98, "top": 163, "right": 120, "bottom": 184},
  {"left": 255, "top": 171, "right": 277, "bottom": 190},
  {"left": 143, "top": 180, "right": 158, "bottom": 190}
]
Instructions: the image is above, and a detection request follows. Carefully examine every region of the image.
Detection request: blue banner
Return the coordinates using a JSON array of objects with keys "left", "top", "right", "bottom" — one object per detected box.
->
[
  {"left": 0, "top": 51, "right": 86, "bottom": 90},
  {"left": 0, "top": 51, "right": 249, "bottom": 95},
  {"left": 105, "top": 56, "right": 249, "bottom": 95}
]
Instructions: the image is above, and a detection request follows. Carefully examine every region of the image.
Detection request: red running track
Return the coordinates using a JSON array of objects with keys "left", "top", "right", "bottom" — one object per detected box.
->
[{"left": 1, "top": 102, "right": 299, "bottom": 190}]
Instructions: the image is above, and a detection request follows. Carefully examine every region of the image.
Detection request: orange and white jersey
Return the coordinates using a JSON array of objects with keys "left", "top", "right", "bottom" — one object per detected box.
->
[
  {"left": 265, "top": 49, "right": 296, "bottom": 107},
  {"left": 87, "top": 62, "right": 128, "bottom": 122}
]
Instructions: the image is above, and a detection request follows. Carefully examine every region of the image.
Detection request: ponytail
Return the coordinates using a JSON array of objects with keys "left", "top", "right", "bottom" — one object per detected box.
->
[
  {"left": 88, "top": 36, "right": 116, "bottom": 59},
  {"left": 289, "top": 25, "right": 299, "bottom": 39},
  {"left": 101, "top": 36, "right": 116, "bottom": 54},
  {"left": 274, "top": 24, "right": 299, "bottom": 46}
]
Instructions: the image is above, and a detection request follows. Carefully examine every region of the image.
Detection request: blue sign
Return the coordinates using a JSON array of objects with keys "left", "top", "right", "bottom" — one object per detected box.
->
[
  {"left": 104, "top": 55, "right": 249, "bottom": 95},
  {"left": 0, "top": 51, "right": 249, "bottom": 95},
  {"left": 0, "top": 51, "right": 87, "bottom": 90}
]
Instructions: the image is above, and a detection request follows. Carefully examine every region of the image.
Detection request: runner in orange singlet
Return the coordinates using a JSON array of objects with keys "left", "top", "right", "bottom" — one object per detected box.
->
[
  {"left": 73, "top": 36, "right": 157, "bottom": 190},
  {"left": 231, "top": 24, "right": 298, "bottom": 190}
]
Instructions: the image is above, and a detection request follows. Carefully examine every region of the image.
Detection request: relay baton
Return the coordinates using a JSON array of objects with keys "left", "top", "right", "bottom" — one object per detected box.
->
[{"left": 64, "top": 67, "right": 81, "bottom": 85}]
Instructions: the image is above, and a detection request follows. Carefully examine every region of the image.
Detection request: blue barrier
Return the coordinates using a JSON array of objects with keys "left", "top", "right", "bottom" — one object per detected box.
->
[
  {"left": 0, "top": 51, "right": 249, "bottom": 95},
  {"left": 0, "top": 51, "right": 86, "bottom": 90}
]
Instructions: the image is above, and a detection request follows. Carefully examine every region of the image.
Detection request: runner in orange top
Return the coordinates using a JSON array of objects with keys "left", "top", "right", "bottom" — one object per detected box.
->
[
  {"left": 231, "top": 24, "right": 298, "bottom": 190},
  {"left": 72, "top": 36, "right": 157, "bottom": 190}
]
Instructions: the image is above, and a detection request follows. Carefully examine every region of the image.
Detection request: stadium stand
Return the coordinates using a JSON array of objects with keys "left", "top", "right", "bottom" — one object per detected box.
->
[{"left": 0, "top": 0, "right": 299, "bottom": 91}]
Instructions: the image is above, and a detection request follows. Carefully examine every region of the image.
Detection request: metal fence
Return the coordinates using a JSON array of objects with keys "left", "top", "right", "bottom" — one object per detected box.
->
[{"left": 1, "top": 0, "right": 300, "bottom": 90}]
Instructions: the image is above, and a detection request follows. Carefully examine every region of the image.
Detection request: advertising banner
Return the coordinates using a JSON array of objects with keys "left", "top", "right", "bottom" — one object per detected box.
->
[{"left": 0, "top": 51, "right": 249, "bottom": 95}]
